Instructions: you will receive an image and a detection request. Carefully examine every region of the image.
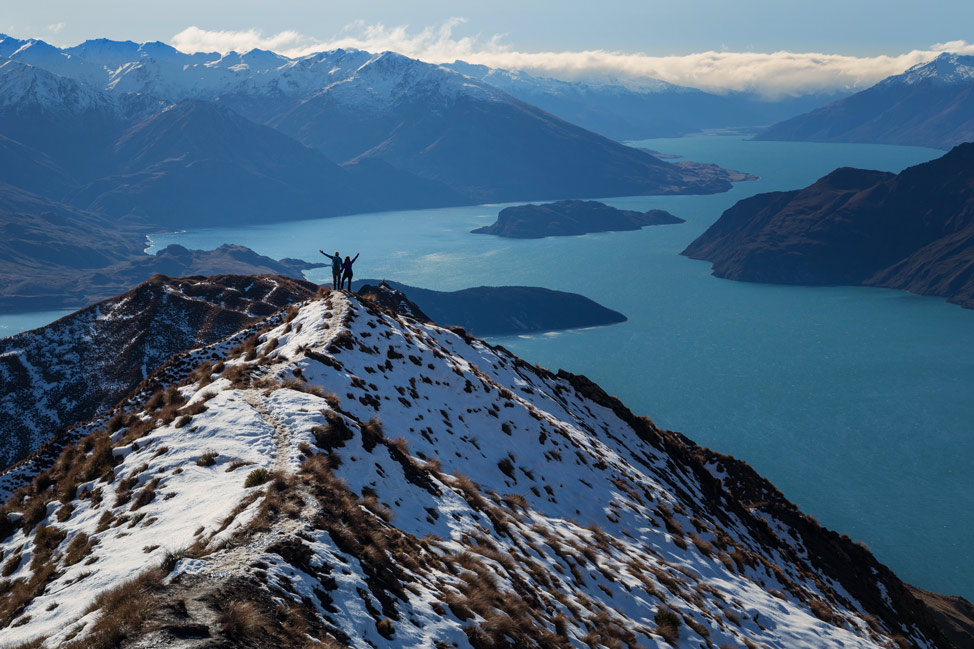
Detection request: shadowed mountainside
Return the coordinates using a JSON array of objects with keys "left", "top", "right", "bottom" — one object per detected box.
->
[
  {"left": 0, "top": 274, "right": 319, "bottom": 470},
  {"left": 682, "top": 143, "right": 974, "bottom": 309}
]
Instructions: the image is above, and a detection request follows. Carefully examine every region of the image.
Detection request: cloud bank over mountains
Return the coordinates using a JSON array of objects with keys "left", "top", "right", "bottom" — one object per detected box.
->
[{"left": 170, "top": 22, "right": 974, "bottom": 98}]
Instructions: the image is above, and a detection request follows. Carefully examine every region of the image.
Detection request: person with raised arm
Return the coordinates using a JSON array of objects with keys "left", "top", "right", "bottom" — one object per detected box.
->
[
  {"left": 341, "top": 253, "right": 360, "bottom": 291},
  {"left": 319, "top": 250, "right": 343, "bottom": 289}
]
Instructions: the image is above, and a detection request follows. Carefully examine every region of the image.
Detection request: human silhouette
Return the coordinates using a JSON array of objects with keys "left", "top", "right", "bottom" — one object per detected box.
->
[
  {"left": 319, "top": 250, "right": 342, "bottom": 289},
  {"left": 342, "top": 253, "right": 359, "bottom": 291}
]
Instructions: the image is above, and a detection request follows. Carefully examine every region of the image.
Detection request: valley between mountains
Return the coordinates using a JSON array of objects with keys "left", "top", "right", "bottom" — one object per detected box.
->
[{"left": 0, "top": 283, "right": 970, "bottom": 648}]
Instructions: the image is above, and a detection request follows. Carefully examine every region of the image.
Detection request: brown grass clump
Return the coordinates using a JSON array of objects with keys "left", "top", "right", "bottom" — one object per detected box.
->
[
  {"left": 376, "top": 617, "right": 395, "bottom": 639},
  {"left": 312, "top": 411, "right": 355, "bottom": 450},
  {"left": 808, "top": 599, "right": 838, "bottom": 625},
  {"left": 2, "top": 552, "right": 22, "bottom": 577},
  {"left": 64, "top": 532, "right": 98, "bottom": 566},
  {"left": 226, "top": 459, "right": 256, "bottom": 472},
  {"left": 245, "top": 469, "right": 271, "bottom": 488},
  {"left": 130, "top": 480, "right": 159, "bottom": 511},
  {"left": 655, "top": 608, "right": 682, "bottom": 644},
  {"left": 360, "top": 417, "right": 385, "bottom": 452},
  {"left": 220, "top": 600, "right": 266, "bottom": 639},
  {"left": 61, "top": 569, "right": 164, "bottom": 649},
  {"left": 197, "top": 451, "right": 219, "bottom": 467},
  {"left": 452, "top": 473, "right": 489, "bottom": 511},
  {"left": 30, "top": 525, "right": 67, "bottom": 571},
  {"left": 691, "top": 534, "right": 714, "bottom": 557},
  {"left": 497, "top": 457, "right": 516, "bottom": 479}
]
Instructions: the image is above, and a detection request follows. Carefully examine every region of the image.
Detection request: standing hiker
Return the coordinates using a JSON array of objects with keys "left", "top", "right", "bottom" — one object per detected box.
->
[
  {"left": 319, "top": 250, "right": 343, "bottom": 289},
  {"left": 342, "top": 253, "right": 360, "bottom": 291}
]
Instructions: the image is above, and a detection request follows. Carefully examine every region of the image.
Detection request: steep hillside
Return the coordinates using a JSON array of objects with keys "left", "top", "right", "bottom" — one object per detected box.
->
[
  {"left": 267, "top": 52, "right": 741, "bottom": 203},
  {"left": 756, "top": 53, "right": 974, "bottom": 150},
  {"left": 0, "top": 274, "right": 318, "bottom": 472},
  {"left": 682, "top": 143, "right": 974, "bottom": 309},
  {"left": 0, "top": 289, "right": 967, "bottom": 648}
]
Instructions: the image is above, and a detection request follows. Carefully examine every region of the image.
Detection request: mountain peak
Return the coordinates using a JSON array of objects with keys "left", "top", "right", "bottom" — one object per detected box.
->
[{"left": 886, "top": 52, "right": 974, "bottom": 86}]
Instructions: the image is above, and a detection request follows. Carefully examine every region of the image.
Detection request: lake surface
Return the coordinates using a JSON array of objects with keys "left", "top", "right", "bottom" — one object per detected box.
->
[{"left": 7, "top": 137, "right": 973, "bottom": 600}]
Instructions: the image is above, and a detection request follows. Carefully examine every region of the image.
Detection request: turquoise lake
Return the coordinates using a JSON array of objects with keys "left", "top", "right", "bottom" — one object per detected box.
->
[{"left": 5, "top": 137, "right": 972, "bottom": 600}]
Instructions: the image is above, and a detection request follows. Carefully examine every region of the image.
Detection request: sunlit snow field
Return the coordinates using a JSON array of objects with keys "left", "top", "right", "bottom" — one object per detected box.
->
[{"left": 5, "top": 137, "right": 972, "bottom": 600}]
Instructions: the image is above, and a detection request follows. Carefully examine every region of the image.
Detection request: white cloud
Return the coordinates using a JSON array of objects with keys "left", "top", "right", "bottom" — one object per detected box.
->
[
  {"left": 46, "top": 22, "right": 65, "bottom": 34},
  {"left": 169, "top": 23, "right": 972, "bottom": 98},
  {"left": 170, "top": 26, "right": 317, "bottom": 55}
]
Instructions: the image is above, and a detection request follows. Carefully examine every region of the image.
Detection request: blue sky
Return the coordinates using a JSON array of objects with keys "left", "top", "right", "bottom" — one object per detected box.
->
[
  {"left": 4, "top": 1, "right": 973, "bottom": 95},
  {"left": 5, "top": 0, "right": 971, "bottom": 55}
]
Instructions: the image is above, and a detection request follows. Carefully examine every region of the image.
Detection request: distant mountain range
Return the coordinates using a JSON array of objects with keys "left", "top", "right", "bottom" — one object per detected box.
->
[
  {"left": 0, "top": 33, "right": 763, "bottom": 311},
  {"left": 757, "top": 53, "right": 974, "bottom": 150},
  {"left": 0, "top": 34, "right": 745, "bottom": 216},
  {"left": 682, "top": 143, "right": 974, "bottom": 309},
  {"left": 447, "top": 61, "right": 844, "bottom": 141}
]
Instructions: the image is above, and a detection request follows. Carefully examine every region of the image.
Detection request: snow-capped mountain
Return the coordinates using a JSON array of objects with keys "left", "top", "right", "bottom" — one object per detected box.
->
[
  {"left": 757, "top": 53, "right": 974, "bottom": 149},
  {"left": 0, "top": 284, "right": 966, "bottom": 647},
  {"left": 0, "top": 35, "right": 752, "bottom": 200},
  {"left": 885, "top": 53, "right": 974, "bottom": 87}
]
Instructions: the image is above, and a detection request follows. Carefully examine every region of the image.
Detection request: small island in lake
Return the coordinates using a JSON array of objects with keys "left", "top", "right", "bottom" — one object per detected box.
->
[{"left": 471, "top": 199, "right": 685, "bottom": 239}]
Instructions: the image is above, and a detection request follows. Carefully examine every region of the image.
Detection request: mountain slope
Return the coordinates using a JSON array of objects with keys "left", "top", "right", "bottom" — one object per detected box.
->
[
  {"left": 0, "top": 288, "right": 967, "bottom": 648},
  {"left": 269, "top": 52, "right": 737, "bottom": 202},
  {"left": 0, "top": 274, "right": 318, "bottom": 473},
  {"left": 0, "top": 59, "right": 163, "bottom": 181},
  {"left": 681, "top": 143, "right": 974, "bottom": 308},
  {"left": 756, "top": 53, "right": 974, "bottom": 150},
  {"left": 70, "top": 99, "right": 364, "bottom": 225}
]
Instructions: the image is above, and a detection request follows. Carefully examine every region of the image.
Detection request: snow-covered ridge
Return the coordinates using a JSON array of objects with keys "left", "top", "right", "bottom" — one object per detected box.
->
[
  {"left": 883, "top": 53, "right": 974, "bottom": 86},
  {"left": 0, "top": 34, "right": 510, "bottom": 107},
  {"left": 0, "top": 289, "right": 953, "bottom": 648}
]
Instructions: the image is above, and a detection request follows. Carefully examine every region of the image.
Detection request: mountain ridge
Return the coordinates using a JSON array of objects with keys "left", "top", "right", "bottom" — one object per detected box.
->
[
  {"left": 0, "top": 287, "right": 969, "bottom": 647},
  {"left": 756, "top": 53, "right": 974, "bottom": 150}
]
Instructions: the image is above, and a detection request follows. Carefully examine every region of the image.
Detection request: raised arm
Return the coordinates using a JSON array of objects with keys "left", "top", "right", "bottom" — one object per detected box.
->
[
  {"left": 351, "top": 253, "right": 360, "bottom": 264},
  {"left": 319, "top": 250, "right": 336, "bottom": 262}
]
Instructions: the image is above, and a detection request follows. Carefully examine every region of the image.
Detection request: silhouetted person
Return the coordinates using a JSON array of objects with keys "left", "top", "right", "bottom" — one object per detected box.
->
[
  {"left": 341, "top": 253, "right": 359, "bottom": 291},
  {"left": 319, "top": 250, "right": 342, "bottom": 289}
]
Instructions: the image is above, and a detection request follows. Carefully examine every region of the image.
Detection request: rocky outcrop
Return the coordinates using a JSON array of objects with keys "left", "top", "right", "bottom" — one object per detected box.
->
[
  {"left": 682, "top": 143, "right": 974, "bottom": 309},
  {"left": 472, "top": 199, "right": 685, "bottom": 238}
]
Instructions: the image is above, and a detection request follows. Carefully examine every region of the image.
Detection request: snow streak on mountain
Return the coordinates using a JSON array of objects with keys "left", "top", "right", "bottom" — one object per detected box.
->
[{"left": 0, "top": 288, "right": 955, "bottom": 648}]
